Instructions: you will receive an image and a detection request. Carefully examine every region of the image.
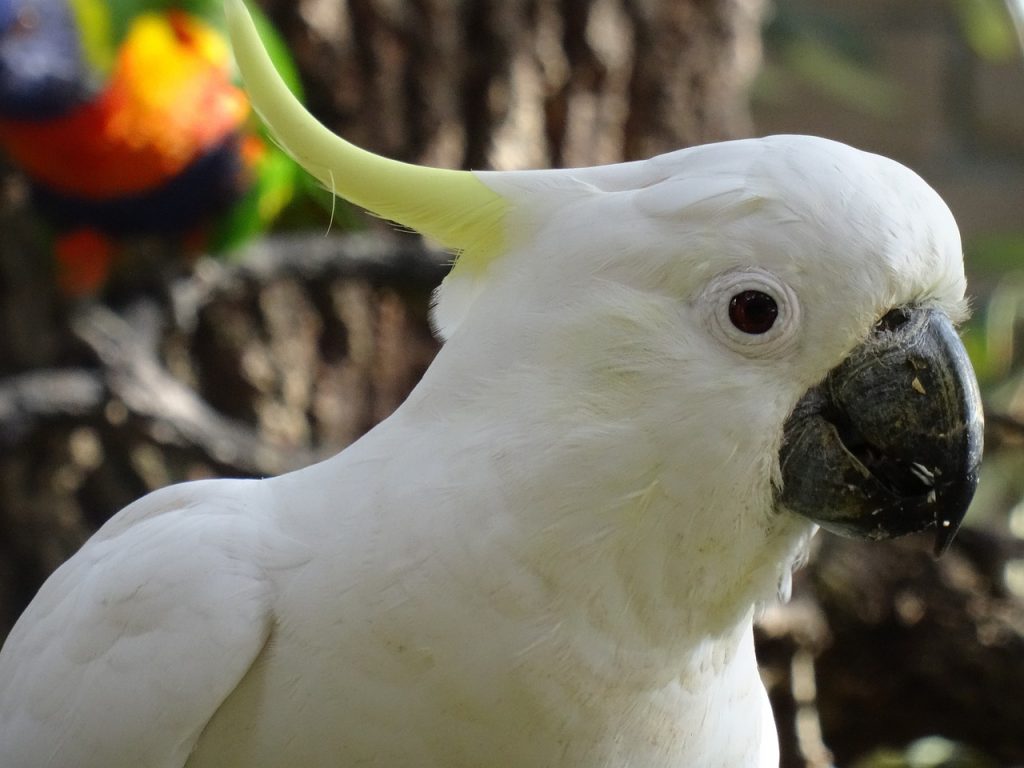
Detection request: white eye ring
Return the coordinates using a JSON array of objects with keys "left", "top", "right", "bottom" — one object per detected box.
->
[{"left": 701, "top": 268, "right": 801, "bottom": 359}]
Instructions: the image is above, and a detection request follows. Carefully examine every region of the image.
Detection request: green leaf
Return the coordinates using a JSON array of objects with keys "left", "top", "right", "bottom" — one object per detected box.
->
[{"left": 949, "top": 0, "right": 1019, "bottom": 62}]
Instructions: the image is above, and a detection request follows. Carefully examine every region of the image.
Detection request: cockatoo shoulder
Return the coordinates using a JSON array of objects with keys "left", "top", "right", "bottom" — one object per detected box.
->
[{"left": 0, "top": 479, "right": 294, "bottom": 768}]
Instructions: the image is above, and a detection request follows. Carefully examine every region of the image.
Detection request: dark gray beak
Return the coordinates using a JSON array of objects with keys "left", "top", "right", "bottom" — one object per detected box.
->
[{"left": 777, "top": 306, "right": 983, "bottom": 555}]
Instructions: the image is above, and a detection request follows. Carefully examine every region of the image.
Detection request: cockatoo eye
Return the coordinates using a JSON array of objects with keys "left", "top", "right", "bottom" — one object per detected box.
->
[
  {"left": 729, "top": 291, "right": 778, "bottom": 334},
  {"left": 701, "top": 268, "right": 801, "bottom": 358}
]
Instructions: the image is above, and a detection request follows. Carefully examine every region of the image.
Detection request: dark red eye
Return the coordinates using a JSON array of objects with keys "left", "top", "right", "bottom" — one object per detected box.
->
[{"left": 729, "top": 290, "right": 778, "bottom": 334}]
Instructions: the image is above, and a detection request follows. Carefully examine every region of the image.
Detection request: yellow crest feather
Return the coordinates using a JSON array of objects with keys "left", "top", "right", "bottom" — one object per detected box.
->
[{"left": 224, "top": 0, "right": 508, "bottom": 273}]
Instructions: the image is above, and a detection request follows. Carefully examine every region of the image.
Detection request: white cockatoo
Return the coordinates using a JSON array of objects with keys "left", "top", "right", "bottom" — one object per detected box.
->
[{"left": 0, "top": 1, "right": 984, "bottom": 765}]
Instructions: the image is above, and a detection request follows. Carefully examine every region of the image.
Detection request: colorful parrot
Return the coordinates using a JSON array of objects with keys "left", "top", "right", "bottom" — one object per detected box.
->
[{"left": 0, "top": 0, "right": 301, "bottom": 295}]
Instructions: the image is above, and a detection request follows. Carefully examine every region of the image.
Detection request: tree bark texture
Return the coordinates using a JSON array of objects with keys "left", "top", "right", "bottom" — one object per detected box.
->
[{"left": 259, "top": 0, "right": 765, "bottom": 168}]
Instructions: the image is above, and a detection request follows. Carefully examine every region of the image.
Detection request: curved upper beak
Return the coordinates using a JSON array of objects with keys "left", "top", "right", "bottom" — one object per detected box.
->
[{"left": 777, "top": 307, "right": 984, "bottom": 555}]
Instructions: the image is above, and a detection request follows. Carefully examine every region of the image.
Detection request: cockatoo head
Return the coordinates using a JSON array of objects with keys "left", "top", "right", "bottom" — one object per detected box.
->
[{"left": 226, "top": 0, "right": 982, "bottom": 582}]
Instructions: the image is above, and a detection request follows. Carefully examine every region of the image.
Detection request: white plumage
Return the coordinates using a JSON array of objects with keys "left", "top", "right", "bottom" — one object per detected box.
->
[{"left": 0, "top": 2, "right": 979, "bottom": 765}]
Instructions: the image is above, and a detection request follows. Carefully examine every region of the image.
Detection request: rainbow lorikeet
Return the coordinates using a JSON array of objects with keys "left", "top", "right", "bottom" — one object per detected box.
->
[{"left": 0, "top": 0, "right": 301, "bottom": 295}]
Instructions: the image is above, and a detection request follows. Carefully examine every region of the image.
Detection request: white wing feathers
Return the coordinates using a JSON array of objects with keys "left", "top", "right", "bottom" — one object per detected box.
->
[{"left": 0, "top": 480, "right": 287, "bottom": 768}]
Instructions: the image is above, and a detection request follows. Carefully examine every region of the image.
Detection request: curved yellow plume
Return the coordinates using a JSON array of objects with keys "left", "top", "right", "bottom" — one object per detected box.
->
[{"left": 224, "top": 0, "right": 509, "bottom": 272}]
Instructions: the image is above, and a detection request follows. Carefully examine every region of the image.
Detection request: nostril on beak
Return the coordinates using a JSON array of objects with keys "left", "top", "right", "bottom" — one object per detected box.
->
[{"left": 874, "top": 307, "right": 913, "bottom": 335}]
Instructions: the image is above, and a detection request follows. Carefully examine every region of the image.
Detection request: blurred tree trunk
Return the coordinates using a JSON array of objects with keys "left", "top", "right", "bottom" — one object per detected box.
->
[{"left": 260, "top": 0, "right": 766, "bottom": 168}]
